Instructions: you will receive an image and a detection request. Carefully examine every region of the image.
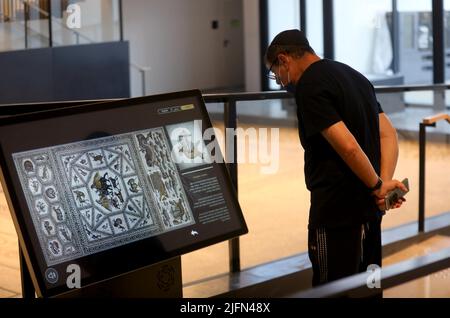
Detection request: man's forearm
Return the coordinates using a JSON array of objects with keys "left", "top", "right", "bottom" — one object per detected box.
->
[
  {"left": 322, "top": 121, "right": 406, "bottom": 199},
  {"left": 340, "top": 145, "right": 379, "bottom": 188},
  {"left": 322, "top": 121, "right": 379, "bottom": 188}
]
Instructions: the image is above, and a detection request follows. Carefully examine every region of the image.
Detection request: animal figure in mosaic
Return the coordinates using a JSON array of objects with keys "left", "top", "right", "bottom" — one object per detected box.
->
[
  {"left": 136, "top": 133, "right": 156, "bottom": 168},
  {"left": 91, "top": 172, "right": 124, "bottom": 211},
  {"left": 89, "top": 153, "right": 104, "bottom": 164},
  {"left": 73, "top": 190, "right": 87, "bottom": 204}
]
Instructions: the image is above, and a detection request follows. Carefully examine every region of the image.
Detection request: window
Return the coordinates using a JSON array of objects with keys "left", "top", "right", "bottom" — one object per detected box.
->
[
  {"left": 334, "top": 0, "right": 394, "bottom": 83},
  {"left": 0, "top": 0, "right": 121, "bottom": 52},
  {"left": 267, "top": 0, "right": 301, "bottom": 90},
  {"left": 397, "top": 0, "right": 433, "bottom": 84}
]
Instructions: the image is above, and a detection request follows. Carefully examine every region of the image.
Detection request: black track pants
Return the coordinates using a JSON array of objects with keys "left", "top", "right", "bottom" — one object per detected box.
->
[{"left": 308, "top": 218, "right": 382, "bottom": 287}]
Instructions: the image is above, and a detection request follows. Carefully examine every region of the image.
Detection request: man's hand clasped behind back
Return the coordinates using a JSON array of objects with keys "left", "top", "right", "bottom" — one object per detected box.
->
[{"left": 372, "top": 179, "right": 408, "bottom": 211}]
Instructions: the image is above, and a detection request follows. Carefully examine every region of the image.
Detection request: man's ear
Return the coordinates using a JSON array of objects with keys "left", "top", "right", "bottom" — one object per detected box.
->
[{"left": 277, "top": 53, "right": 289, "bottom": 66}]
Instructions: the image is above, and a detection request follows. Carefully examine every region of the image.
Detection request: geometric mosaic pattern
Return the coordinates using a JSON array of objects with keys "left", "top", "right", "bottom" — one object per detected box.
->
[{"left": 13, "top": 127, "right": 195, "bottom": 266}]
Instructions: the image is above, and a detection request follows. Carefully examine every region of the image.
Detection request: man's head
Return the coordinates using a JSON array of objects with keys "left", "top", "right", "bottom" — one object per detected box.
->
[{"left": 265, "top": 29, "right": 319, "bottom": 89}]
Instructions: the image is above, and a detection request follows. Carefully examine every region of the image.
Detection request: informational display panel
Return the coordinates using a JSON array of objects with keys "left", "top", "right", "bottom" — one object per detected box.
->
[{"left": 0, "top": 90, "right": 247, "bottom": 297}]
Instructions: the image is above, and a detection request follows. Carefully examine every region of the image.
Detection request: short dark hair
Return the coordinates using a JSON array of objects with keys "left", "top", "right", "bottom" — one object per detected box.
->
[
  {"left": 264, "top": 29, "right": 315, "bottom": 65},
  {"left": 265, "top": 44, "right": 315, "bottom": 65}
]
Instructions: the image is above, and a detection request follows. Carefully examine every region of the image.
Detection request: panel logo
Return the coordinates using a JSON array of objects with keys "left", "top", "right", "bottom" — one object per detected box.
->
[
  {"left": 66, "top": 4, "right": 81, "bottom": 29},
  {"left": 45, "top": 268, "right": 59, "bottom": 284}
]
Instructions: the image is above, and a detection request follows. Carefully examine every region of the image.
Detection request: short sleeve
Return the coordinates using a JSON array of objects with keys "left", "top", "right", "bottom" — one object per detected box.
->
[
  {"left": 371, "top": 83, "right": 384, "bottom": 114},
  {"left": 298, "top": 84, "right": 342, "bottom": 138},
  {"left": 377, "top": 101, "right": 384, "bottom": 114}
]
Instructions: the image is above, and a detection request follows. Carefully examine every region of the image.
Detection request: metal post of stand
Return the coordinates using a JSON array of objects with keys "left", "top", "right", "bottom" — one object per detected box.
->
[
  {"left": 418, "top": 123, "right": 427, "bottom": 233},
  {"left": 47, "top": 0, "right": 53, "bottom": 47},
  {"left": 119, "top": 0, "right": 124, "bottom": 42},
  {"left": 224, "top": 99, "right": 240, "bottom": 273},
  {"left": 19, "top": 244, "right": 35, "bottom": 298},
  {"left": 24, "top": 1, "right": 28, "bottom": 49}
]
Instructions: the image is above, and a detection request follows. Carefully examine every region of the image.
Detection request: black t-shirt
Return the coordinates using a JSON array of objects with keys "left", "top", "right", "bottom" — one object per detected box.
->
[{"left": 294, "top": 59, "right": 383, "bottom": 229}]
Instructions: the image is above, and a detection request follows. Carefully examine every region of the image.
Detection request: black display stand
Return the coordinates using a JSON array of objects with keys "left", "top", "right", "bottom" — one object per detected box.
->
[
  {"left": 4, "top": 91, "right": 246, "bottom": 298},
  {"left": 19, "top": 249, "right": 183, "bottom": 298},
  {"left": 19, "top": 245, "right": 36, "bottom": 299}
]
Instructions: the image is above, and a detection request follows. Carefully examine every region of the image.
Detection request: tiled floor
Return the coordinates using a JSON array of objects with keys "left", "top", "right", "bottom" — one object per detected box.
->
[{"left": 1, "top": 109, "right": 450, "bottom": 298}]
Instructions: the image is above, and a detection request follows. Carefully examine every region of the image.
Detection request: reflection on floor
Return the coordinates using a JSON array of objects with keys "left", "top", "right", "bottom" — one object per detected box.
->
[
  {"left": 1, "top": 117, "right": 450, "bottom": 298},
  {"left": 384, "top": 235, "right": 450, "bottom": 298}
]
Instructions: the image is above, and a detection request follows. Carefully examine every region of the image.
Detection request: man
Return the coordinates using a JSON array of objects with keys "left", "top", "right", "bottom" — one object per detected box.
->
[{"left": 265, "top": 29, "right": 407, "bottom": 286}]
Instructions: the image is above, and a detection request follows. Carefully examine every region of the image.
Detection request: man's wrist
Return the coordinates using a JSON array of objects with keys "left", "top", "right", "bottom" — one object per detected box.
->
[{"left": 369, "top": 177, "right": 383, "bottom": 192}]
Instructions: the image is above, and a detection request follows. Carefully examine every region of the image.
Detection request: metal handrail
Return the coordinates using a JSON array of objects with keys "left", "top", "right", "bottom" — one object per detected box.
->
[
  {"left": 419, "top": 112, "right": 450, "bottom": 233},
  {"left": 203, "top": 91, "right": 292, "bottom": 103},
  {"left": 291, "top": 246, "right": 450, "bottom": 298},
  {"left": 203, "top": 84, "right": 450, "bottom": 104},
  {"left": 373, "top": 83, "right": 450, "bottom": 94},
  {"left": 423, "top": 113, "right": 450, "bottom": 125},
  {"left": 130, "top": 63, "right": 151, "bottom": 96}
]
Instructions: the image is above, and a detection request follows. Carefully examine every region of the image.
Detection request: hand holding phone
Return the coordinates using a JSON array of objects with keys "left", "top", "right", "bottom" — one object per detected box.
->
[{"left": 384, "top": 178, "right": 409, "bottom": 211}]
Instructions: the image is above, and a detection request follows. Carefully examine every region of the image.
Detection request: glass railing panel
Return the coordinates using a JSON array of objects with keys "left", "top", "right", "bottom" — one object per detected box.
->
[
  {"left": 235, "top": 99, "right": 309, "bottom": 270},
  {"left": 0, "top": 0, "right": 27, "bottom": 52},
  {"left": 379, "top": 89, "right": 450, "bottom": 231},
  {"left": 0, "top": 0, "right": 121, "bottom": 51},
  {"left": 50, "top": 0, "right": 120, "bottom": 47}
]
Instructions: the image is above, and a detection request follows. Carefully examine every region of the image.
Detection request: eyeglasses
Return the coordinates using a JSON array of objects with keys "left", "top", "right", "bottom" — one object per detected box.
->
[{"left": 267, "top": 59, "right": 278, "bottom": 81}]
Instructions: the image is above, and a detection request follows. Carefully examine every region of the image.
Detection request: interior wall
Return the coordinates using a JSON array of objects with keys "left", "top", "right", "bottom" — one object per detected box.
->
[
  {"left": 122, "top": 0, "right": 245, "bottom": 96},
  {"left": 243, "top": 0, "right": 261, "bottom": 92}
]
